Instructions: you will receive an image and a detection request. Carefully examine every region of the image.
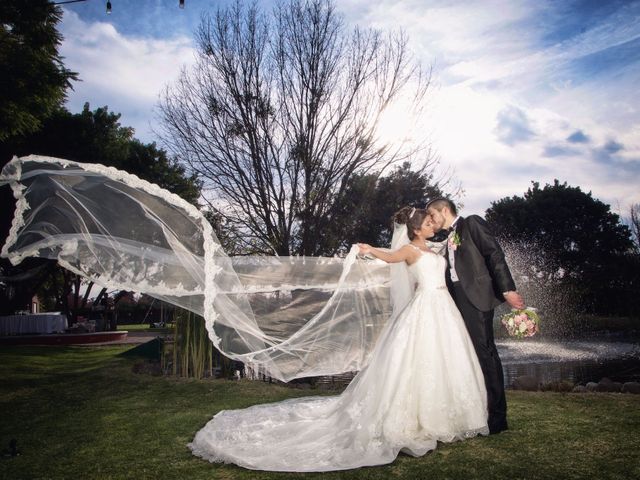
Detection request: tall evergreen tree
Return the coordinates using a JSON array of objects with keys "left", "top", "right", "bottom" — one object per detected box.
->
[
  {"left": 324, "top": 162, "right": 448, "bottom": 254},
  {"left": 0, "top": 0, "right": 78, "bottom": 141}
]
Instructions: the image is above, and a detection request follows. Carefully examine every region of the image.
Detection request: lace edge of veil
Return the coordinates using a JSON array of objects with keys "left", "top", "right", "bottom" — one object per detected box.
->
[{"left": 1, "top": 156, "right": 28, "bottom": 263}]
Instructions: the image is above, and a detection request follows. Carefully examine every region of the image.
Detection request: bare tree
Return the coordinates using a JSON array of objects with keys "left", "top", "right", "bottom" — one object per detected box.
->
[
  {"left": 158, "top": 0, "right": 433, "bottom": 255},
  {"left": 631, "top": 203, "right": 640, "bottom": 250}
]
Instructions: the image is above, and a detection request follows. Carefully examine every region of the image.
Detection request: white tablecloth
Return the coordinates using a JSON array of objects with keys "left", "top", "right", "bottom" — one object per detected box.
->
[{"left": 0, "top": 314, "right": 68, "bottom": 335}]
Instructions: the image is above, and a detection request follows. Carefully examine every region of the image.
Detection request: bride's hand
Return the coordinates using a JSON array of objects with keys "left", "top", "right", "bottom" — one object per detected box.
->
[{"left": 357, "top": 243, "right": 372, "bottom": 256}]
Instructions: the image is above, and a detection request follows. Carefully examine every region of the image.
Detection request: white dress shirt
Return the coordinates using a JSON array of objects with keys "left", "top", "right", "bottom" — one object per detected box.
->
[{"left": 447, "top": 216, "right": 460, "bottom": 282}]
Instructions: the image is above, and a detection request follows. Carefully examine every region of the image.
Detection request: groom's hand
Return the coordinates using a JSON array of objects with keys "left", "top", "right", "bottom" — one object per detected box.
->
[{"left": 504, "top": 291, "right": 525, "bottom": 309}]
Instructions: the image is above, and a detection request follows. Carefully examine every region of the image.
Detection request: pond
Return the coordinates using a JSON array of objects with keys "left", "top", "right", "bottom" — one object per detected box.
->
[
  {"left": 304, "top": 335, "right": 640, "bottom": 390},
  {"left": 498, "top": 336, "right": 640, "bottom": 387}
]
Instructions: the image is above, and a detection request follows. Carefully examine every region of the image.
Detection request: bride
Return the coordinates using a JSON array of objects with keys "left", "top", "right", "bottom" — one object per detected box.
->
[
  {"left": 188, "top": 206, "right": 489, "bottom": 471},
  {"left": 1, "top": 156, "right": 488, "bottom": 473}
]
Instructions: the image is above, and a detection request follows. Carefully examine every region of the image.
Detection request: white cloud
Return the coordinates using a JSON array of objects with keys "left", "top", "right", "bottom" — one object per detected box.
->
[
  {"left": 59, "top": 10, "right": 196, "bottom": 141},
  {"left": 340, "top": 0, "right": 640, "bottom": 215}
]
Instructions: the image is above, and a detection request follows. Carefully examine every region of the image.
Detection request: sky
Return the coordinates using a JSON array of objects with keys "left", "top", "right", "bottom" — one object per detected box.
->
[{"left": 56, "top": 0, "right": 640, "bottom": 217}]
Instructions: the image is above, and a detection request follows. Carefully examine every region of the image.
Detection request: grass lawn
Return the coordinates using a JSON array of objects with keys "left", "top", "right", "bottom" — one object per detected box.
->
[
  {"left": 117, "top": 323, "right": 152, "bottom": 331},
  {"left": 0, "top": 345, "right": 639, "bottom": 480}
]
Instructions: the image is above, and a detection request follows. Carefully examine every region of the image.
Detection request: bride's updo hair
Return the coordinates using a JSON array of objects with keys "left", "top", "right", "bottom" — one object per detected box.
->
[{"left": 393, "top": 206, "right": 428, "bottom": 240}]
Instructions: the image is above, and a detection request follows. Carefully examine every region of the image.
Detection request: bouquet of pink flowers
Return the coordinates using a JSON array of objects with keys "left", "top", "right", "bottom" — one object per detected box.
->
[{"left": 501, "top": 308, "right": 540, "bottom": 338}]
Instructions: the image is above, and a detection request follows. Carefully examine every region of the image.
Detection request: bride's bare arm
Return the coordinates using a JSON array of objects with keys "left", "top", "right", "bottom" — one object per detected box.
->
[{"left": 357, "top": 243, "right": 415, "bottom": 264}]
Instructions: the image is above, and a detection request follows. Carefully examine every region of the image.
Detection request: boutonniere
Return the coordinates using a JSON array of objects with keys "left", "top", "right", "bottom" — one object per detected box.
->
[{"left": 448, "top": 231, "right": 461, "bottom": 251}]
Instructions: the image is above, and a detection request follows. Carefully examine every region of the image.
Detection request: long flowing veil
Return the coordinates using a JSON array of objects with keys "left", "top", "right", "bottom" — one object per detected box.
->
[{"left": 1, "top": 155, "right": 399, "bottom": 382}]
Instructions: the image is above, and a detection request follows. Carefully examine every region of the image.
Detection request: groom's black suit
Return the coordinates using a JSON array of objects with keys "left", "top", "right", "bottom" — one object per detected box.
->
[{"left": 444, "top": 215, "right": 516, "bottom": 434}]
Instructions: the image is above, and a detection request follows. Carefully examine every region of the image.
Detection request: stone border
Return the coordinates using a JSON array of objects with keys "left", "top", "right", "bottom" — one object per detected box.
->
[{"left": 511, "top": 376, "right": 640, "bottom": 394}]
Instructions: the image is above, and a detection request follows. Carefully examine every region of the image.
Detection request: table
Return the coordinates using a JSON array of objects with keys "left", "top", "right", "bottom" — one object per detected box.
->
[{"left": 0, "top": 314, "right": 68, "bottom": 335}]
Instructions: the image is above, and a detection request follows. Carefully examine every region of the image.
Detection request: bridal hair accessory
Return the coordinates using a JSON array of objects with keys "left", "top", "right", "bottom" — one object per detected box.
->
[
  {"left": 409, "top": 208, "right": 416, "bottom": 219},
  {"left": 501, "top": 308, "right": 540, "bottom": 338}
]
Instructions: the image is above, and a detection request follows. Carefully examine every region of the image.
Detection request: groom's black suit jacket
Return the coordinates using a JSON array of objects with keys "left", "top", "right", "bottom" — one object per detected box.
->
[{"left": 445, "top": 215, "right": 516, "bottom": 312}]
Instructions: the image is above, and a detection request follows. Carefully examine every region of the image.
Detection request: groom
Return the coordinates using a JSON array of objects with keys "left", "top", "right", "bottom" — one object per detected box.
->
[{"left": 426, "top": 198, "right": 524, "bottom": 434}]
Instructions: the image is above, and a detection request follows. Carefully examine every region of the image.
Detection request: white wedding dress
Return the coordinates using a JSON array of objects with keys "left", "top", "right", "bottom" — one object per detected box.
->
[{"left": 189, "top": 249, "right": 489, "bottom": 472}]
